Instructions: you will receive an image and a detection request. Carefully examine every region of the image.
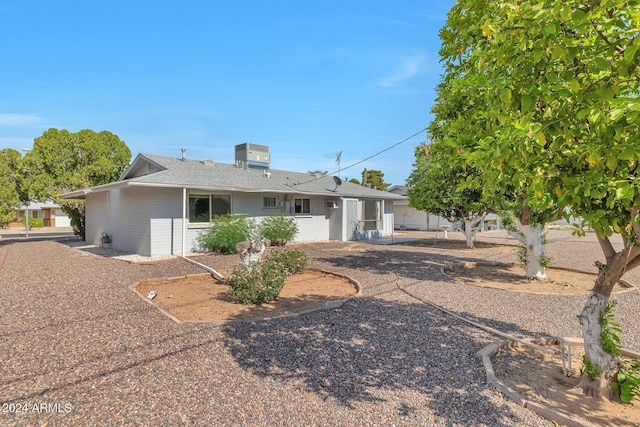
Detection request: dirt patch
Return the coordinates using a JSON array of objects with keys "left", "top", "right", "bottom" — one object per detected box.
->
[
  {"left": 446, "top": 263, "right": 632, "bottom": 294},
  {"left": 134, "top": 269, "right": 358, "bottom": 322},
  {"left": 492, "top": 343, "right": 640, "bottom": 426}
]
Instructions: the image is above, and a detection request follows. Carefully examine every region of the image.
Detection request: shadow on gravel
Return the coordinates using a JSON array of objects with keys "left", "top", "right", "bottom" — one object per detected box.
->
[
  {"left": 316, "top": 247, "right": 512, "bottom": 283},
  {"left": 222, "top": 298, "right": 548, "bottom": 425}
]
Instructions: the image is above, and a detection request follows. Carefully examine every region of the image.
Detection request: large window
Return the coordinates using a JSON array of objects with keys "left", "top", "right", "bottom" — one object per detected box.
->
[
  {"left": 189, "top": 194, "right": 231, "bottom": 223},
  {"left": 294, "top": 198, "right": 311, "bottom": 214}
]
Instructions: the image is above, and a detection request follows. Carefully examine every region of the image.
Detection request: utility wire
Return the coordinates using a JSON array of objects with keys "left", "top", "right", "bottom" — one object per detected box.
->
[{"left": 294, "top": 127, "right": 427, "bottom": 187}]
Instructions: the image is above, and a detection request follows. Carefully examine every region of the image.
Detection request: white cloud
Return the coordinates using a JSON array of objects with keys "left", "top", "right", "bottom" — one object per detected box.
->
[
  {"left": 0, "top": 113, "right": 44, "bottom": 126},
  {"left": 376, "top": 53, "right": 426, "bottom": 88}
]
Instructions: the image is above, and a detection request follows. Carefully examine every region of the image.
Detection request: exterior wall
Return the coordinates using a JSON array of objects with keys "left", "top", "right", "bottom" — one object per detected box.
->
[
  {"left": 86, "top": 187, "right": 157, "bottom": 256},
  {"left": 86, "top": 187, "right": 398, "bottom": 256},
  {"left": 393, "top": 204, "right": 453, "bottom": 231}
]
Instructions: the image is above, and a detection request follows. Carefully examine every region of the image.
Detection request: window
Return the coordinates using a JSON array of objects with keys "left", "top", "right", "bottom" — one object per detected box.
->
[
  {"left": 263, "top": 196, "right": 278, "bottom": 209},
  {"left": 361, "top": 200, "right": 382, "bottom": 231},
  {"left": 294, "top": 198, "right": 311, "bottom": 214},
  {"left": 189, "top": 194, "right": 231, "bottom": 223}
]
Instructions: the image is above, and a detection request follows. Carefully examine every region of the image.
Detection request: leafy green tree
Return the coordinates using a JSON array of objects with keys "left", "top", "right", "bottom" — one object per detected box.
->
[
  {"left": 407, "top": 144, "right": 495, "bottom": 248},
  {"left": 22, "top": 128, "right": 131, "bottom": 239},
  {"left": 438, "top": 0, "right": 639, "bottom": 400},
  {"left": 0, "top": 148, "right": 22, "bottom": 227},
  {"left": 351, "top": 168, "right": 391, "bottom": 190}
]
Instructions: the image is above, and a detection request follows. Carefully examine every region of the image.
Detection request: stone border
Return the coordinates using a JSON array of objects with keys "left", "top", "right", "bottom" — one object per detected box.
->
[
  {"left": 130, "top": 268, "right": 362, "bottom": 325},
  {"left": 442, "top": 262, "right": 637, "bottom": 294},
  {"left": 477, "top": 337, "right": 640, "bottom": 427}
]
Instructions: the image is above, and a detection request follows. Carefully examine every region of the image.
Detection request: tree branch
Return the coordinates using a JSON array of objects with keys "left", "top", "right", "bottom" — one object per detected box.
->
[{"left": 596, "top": 231, "right": 617, "bottom": 260}]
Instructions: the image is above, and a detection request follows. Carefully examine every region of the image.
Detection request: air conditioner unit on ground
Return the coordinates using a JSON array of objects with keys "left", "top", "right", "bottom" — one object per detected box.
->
[{"left": 326, "top": 200, "right": 338, "bottom": 209}]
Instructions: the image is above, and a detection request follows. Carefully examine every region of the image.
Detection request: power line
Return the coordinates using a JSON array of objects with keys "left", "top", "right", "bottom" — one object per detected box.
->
[{"left": 295, "top": 127, "right": 427, "bottom": 187}]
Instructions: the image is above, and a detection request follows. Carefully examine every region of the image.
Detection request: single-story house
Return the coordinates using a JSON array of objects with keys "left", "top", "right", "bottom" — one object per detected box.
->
[
  {"left": 11, "top": 200, "right": 71, "bottom": 228},
  {"left": 388, "top": 185, "right": 453, "bottom": 231},
  {"left": 388, "top": 185, "right": 501, "bottom": 231},
  {"left": 62, "top": 143, "right": 405, "bottom": 256}
]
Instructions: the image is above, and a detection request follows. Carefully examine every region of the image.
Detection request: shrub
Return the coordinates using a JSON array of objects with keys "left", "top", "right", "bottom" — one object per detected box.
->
[
  {"left": 267, "top": 248, "right": 309, "bottom": 275},
  {"left": 227, "top": 247, "right": 309, "bottom": 305},
  {"left": 259, "top": 214, "right": 298, "bottom": 246},
  {"left": 198, "top": 215, "right": 256, "bottom": 254},
  {"left": 227, "top": 261, "right": 287, "bottom": 305},
  {"left": 20, "top": 216, "right": 44, "bottom": 229}
]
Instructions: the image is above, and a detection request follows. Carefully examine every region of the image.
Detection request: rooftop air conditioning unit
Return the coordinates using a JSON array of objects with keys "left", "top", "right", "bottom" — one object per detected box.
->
[{"left": 326, "top": 200, "right": 338, "bottom": 209}]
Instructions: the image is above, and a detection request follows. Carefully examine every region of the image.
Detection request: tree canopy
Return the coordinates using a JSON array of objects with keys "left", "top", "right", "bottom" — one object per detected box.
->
[
  {"left": 22, "top": 128, "right": 131, "bottom": 238},
  {"left": 436, "top": 0, "right": 639, "bottom": 400},
  {"left": 350, "top": 168, "right": 391, "bottom": 190},
  {"left": 0, "top": 148, "right": 22, "bottom": 227}
]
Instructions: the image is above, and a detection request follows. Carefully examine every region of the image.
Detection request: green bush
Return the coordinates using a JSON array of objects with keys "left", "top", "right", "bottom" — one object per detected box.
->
[
  {"left": 259, "top": 214, "right": 298, "bottom": 246},
  {"left": 267, "top": 248, "right": 309, "bottom": 275},
  {"left": 227, "top": 260, "right": 287, "bottom": 305},
  {"left": 227, "top": 247, "right": 309, "bottom": 305},
  {"left": 198, "top": 215, "right": 256, "bottom": 254},
  {"left": 20, "top": 216, "right": 44, "bottom": 229}
]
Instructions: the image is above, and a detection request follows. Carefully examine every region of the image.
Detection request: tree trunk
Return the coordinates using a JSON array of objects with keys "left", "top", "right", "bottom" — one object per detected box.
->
[
  {"left": 507, "top": 221, "right": 547, "bottom": 280},
  {"left": 463, "top": 215, "right": 485, "bottom": 249},
  {"left": 575, "top": 259, "right": 626, "bottom": 400},
  {"left": 520, "top": 224, "right": 547, "bottom": 280}
]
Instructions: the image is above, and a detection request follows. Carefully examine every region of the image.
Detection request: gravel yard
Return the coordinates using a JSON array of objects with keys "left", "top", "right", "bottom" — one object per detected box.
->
[{"left": 1, "top": 230, "right": 639, "bottom": 426}]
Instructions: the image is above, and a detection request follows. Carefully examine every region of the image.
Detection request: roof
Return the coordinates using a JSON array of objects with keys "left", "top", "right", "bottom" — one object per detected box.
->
[{"left": 62, "top": 153, "right": 406, "bottom": 200}]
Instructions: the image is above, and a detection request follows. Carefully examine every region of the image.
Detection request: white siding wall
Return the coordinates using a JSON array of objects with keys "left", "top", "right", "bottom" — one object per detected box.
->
[
  {"left": 85, "top": 192, "right": 109, "bottom": 247},
  {"left": 393, "top": 204, "right": 453, "bottom": 231},
  {"left": 148, "top": 188, "right": 182, "bottom": 255},
  {"left": 383, "top": 200, "right": 394, "bottom": 235},
  {"left": 86, "top": 187, "right": 398, "bottom": 256}
]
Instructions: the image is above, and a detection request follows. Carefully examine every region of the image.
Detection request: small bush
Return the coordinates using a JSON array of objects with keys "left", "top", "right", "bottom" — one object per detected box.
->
[
  {"left": 267, "top": 248, "right": 309, "bottom": 275},
  {"left": 198, "top": 215, "right": 256, "bottom": 254},
  {"left": 20, "top": 216, "right": 44, "bottom": 229},
  {"left": 259, "top": 214, "right": 298, "bottom": 246},
  {"left": 227, "top": 247, "right": 309, "bottom": 305},
  {"left": 227, "top": 261, "right": 287, "bottom": 305}
]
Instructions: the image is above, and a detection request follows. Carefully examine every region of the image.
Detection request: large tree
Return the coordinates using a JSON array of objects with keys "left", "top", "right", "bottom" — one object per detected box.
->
[
  {"left": 439, "top": 0, "right": 639, "bottom": 400},
  {"left": 407, "top": 144, "right": 495, "bottom": 248},
  {"left": 350, "top": 168, "right": 391, "bottom": 191},
  {"left": 22, "top": 128, "right": 131, "bottom": 239},
  {"left": 0, "top": 148, "right": 23, "bottom": 227}
]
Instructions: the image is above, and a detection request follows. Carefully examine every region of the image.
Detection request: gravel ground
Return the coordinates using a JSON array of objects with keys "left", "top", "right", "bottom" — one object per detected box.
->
[{"left": 1, "top": 230, "right": 639, "bottom": 426}]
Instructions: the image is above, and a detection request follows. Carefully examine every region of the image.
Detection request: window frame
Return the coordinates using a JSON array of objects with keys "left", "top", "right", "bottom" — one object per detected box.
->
[
  {"left": 188, "top": 193, "right": 232, "bottom": 224},
  {"left": 263, "top": 196, "right": 278, "bottom": 209},
  {"left": 293, "top": 197, "right": 311, "bottom": 214}
]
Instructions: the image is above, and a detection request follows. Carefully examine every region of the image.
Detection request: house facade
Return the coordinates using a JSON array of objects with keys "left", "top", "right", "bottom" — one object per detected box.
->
[
  {"left": 388, "top": 185, "right": 501, "bottom": 232},
  {"left": 388, "top": 185, "right": 453, "bottom": 231},
  {"left": 63, "top": 144, "right": 403, "bottom": 256},
  {"left": 10, "top": 200, "right": 71, "bottom": 228}
]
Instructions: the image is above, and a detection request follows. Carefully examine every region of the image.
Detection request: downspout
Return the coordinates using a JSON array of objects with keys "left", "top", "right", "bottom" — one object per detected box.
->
[{"left": 181, "top": 187, "right": 186, "bottom": 257}]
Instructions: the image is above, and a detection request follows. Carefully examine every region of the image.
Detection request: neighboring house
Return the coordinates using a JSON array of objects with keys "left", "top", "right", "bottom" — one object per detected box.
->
[
  {"left": 388, "top": 185, "right": 501, "bottom": 231},
  {"left": 11, "top": 200, "right": 71, "bottom": 228},
  {"left": 388, "top": 185, "right": 453, "bottom": 231},
  {"left": 62, "top": 143, "right": 404, "bottom": 256}
]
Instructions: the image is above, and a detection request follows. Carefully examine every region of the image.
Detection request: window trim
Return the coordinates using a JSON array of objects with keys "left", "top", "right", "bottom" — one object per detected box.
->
[
  {"left": 263, "top": 196, "right": 278, "bottom": 209},
  {"left": 293, "top": 197, "right": 311, "bottom": 214},
  {"left": 188, "top": 193, "right": 232, "bottom": 225}
]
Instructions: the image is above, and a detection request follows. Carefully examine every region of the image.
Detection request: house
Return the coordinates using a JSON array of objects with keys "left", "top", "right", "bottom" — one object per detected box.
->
[
  {"left": 61, "top": 143, "right": 405, "bottom": 256},
  {"left": 388, "top": 185, "right": 453, "bottom": 231},
  {"left": 388, "top": 185, "right": 501, "bottom": 231},
  {"left": 10, "top": 200, "right": 71, "bottom": 228}
]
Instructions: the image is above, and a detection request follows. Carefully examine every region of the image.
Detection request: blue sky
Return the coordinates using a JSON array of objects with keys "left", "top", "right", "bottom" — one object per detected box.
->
[{"left": 0, "top": 0, "right": 454, "bottom": 186}]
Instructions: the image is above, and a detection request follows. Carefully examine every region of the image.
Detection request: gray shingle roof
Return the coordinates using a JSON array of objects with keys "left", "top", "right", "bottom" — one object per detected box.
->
[{"left": 115, "top": 153, "right": 405, "bottom": 200}]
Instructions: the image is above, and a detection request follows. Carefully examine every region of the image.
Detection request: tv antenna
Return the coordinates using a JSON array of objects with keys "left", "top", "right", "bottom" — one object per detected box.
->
[{"left": 324, "top": 151, "right": 342, "bottom": 178}]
